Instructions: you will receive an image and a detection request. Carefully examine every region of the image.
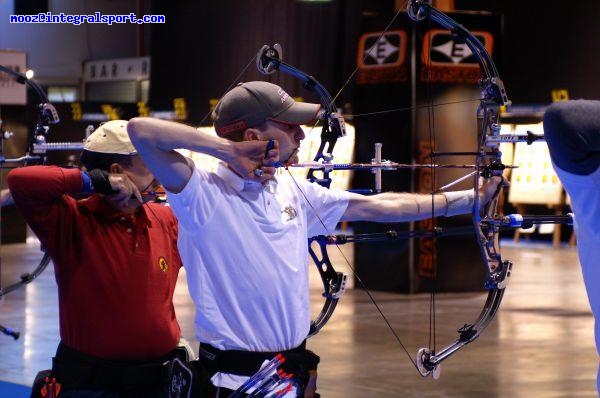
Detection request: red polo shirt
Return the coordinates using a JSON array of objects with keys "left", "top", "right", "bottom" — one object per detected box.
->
[{"left": 8, "top": 166, "right": 182, "bottom": 360}]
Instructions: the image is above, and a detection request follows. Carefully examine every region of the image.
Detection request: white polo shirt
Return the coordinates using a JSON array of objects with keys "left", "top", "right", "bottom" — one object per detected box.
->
[{"left": 168, "top": 163, "right": 348, "bottom": 386}]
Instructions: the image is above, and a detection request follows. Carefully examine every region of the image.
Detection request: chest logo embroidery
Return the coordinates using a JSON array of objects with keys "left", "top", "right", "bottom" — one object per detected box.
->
[
  {"left": 281, "top": 205, "right": 297, "bottom": 222},
  {"left": 158, "top": 256, "right": 168, "bottom": 272}
]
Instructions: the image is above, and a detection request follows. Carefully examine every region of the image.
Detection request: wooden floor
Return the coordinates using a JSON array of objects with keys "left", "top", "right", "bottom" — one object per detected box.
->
[{"left": 0, "top": 239, "right": 596, "bottom": 397}]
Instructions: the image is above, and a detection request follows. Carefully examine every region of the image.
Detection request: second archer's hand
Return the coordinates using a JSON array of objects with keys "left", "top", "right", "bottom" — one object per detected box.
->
[{"left": 108, "top": 174, "right": 142, "bottom": 206}]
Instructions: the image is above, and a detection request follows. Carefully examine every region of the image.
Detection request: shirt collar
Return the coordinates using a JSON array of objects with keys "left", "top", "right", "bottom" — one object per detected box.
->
[{"left": 216, "top": 162, "right": 277, "bottom": 193}]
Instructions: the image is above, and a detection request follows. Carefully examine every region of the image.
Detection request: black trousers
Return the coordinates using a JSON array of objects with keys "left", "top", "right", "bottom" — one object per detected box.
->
[{"left": 31, "top": 341, "right": 187, "bottom": 398}]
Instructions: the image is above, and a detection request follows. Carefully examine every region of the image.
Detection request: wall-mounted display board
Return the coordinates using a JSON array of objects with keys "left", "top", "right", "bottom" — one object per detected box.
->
[{"left": 507, "top": 123, "right": 563, "bottom": 206}]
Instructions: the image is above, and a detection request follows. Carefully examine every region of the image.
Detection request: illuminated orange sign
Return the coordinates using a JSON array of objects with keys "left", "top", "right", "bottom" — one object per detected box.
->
[{"left": 356, "top": 30, "right": 408, "bottom": 84}]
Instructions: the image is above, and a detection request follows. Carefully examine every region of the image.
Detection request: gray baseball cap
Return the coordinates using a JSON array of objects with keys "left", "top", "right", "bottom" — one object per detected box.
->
[{"left": 212, "top": 81, "right": 321, "bottom": 136}]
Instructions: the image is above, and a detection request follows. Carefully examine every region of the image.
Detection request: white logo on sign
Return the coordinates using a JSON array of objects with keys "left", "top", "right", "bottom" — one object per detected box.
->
[
  {"left": 431, "top": 40, "right": 473, "bottom": 64},
  {"left": 364, "top": 36, "right": 399, "bottom": 65}
]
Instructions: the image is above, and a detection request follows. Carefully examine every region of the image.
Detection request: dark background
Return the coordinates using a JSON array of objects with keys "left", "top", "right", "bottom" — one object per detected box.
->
[{"left": 149, "top": 0, "right": 600, "bottom": 121}]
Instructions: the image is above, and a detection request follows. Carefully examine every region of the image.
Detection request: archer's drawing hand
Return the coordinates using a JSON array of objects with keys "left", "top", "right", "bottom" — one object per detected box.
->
[
  {"left": 230, "top": 139, "right": 280, "bottom": 183},
  {"left": 108, "top": 173, "right": 142, "bottom": 207}
]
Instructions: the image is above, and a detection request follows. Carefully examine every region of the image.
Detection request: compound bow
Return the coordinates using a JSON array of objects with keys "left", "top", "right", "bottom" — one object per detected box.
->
[
  {"left": 216, "top": 0, "right": 574, "bottom": 379},
  {"left": 0, "top": 64, "right": 82, "bottom": 340}
]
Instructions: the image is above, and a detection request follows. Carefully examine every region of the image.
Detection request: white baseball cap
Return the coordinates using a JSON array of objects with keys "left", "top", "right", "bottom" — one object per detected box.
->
[{"left": 83, "top": 120, "right": 137, "bottom": 155}]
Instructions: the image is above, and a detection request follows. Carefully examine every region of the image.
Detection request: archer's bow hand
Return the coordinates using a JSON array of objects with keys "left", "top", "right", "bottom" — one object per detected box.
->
[
  {"left": 477, "top": 175, "right": 508, "bottom": 207},
  {"left": 230, "top": 139, "right": 280, "bottom": 183}
]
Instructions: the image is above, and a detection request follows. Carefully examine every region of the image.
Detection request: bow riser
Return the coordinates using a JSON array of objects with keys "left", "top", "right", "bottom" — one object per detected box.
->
[{"left": 409, "top": 0, "right": 512, "bottom": 377}]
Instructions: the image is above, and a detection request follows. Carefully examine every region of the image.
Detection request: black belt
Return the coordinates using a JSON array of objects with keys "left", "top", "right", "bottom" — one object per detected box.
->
[
  {"left": 52, "top": 341, "right": 187, "bottom": 389},
  {"left": 199, "top": 340, "right": 307, "bottom": 377}
]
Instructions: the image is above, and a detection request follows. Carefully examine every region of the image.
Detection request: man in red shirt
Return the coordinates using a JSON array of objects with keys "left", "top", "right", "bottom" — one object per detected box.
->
[{"left": 8, "top": 120, "right": 276, "bottom": 397}]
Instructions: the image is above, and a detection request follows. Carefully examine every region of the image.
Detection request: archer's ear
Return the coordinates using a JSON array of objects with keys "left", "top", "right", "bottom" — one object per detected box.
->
[
  {"left": 243, "top": 128, "right": 262, "bottom": 141},
  {"left": 109, "top": 163, "right": 124, "bottom": 174}
]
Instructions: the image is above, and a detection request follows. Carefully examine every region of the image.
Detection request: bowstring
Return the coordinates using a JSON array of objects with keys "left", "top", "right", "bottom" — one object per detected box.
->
[
  {"left": 284, "top": 0, "right": 428, "bottom": 373},
  {"left": 330, "top": 7, "right": 406, "bottom": 105},
  {"left": 302, "top": 6, "right": 407, "bottom": 137},
  {"left": 348, "top": 98, "right": 481, "bottom": 119},
  {"left": 283, "top": 166, "right": 420, "bottom": 372},
  {"left": 197, "top": 54, "right": 258, "bottom": 127},
  {"left": 195, "top": 2, "right": 473, "bottom": 374},
  {"left": 192, "top": 40, "right": 423, "bottom": 371},
  {"left": 289, "top": 0, "right": 481, "bottom": 373},
  {"left": 421, "top": 14, "right": 437, "bottom": 356}
]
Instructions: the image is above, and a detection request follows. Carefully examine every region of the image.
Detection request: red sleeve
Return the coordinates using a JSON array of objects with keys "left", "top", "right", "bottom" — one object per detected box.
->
[{"left": 7, "top": 166, "right": 83, "bottom": 252}]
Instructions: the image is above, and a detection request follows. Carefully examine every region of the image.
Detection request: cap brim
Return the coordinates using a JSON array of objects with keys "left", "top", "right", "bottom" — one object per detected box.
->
[{"left": 270, "top": 102, "right": 321, "bottom": 125}]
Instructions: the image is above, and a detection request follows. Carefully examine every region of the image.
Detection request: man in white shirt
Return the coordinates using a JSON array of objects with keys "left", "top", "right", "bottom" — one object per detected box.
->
[{"left": 127, "top": 81, "right": 502, "bottom": 397}]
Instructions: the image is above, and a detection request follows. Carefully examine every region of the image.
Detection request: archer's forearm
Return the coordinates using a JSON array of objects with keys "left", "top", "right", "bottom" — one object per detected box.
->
[
  {"left": 342, "top": 190, "right": 474, "bottom": 222},
  {"left": 7, "top": 166, "right": 84, "bottom": 206},
  {"left": 128, "top": 117, "right": 237, "bottom": 163}
]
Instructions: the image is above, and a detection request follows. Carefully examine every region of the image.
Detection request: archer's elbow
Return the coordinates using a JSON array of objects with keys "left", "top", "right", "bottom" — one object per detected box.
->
[{"left": 127, "top": 117, "right": 156, "bottom": 148}]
